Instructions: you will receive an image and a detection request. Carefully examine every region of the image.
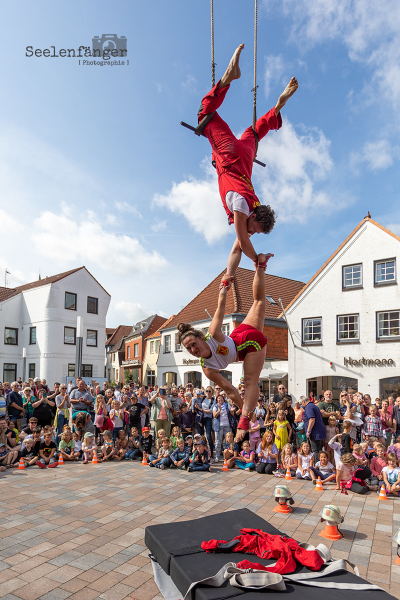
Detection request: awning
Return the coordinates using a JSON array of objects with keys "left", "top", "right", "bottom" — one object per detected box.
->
[{"left": 259, "top": 369, "right": 287, "bottom": 380}]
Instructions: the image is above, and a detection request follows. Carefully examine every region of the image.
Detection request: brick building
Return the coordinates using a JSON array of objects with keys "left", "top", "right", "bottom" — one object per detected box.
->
[
  {"left": 121, "top": 315, "right": 167, "bottom": 384},
  {"left": 157, "top": 267, "right": 304, "bottom": 390}
]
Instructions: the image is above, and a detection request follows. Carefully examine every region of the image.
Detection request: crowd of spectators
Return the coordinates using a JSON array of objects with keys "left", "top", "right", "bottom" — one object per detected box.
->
[{"left": 0, "top": 377, "right": 399, "bottom": 494}]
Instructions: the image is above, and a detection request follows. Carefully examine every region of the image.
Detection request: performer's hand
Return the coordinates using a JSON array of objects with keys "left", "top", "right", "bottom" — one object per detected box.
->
[{"left": 220, "top": 275, "right": 233, "bottom": 291}]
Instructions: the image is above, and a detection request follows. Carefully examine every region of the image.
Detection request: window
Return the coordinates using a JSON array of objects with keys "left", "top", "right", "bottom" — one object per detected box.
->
[
  {"left": 219, "top": 370, "right": 232, "bottom": 383},
  {"left": 5, "top": 327, "right": 18, "bottom": 345},
  {"left": 147, "top": 369, "right": 155, "bottom": 387},
  {"left": 155, "top": 340, "right": 160, "bottom": 353},
  {"left": 3, "top": 363, "right": 16, "bottom": 382},
  {"left": 64, "top": 326, "right": 76, "bottom": 345},
  {"left": 134, "top": 343, "right": 139, "bottom": 358},
  {"left": 68, "top": 364, "right": 75, "bottom": 377},
  {"left": 29, "top": 327, "right": 36, "bottom": 345},
  {"left": 377, "top": 311, "right": 400, "bottom": 340},
  {"left": 29, "top": 363, "right": 36, "bottom": 379},
  {"left": 338, "top": 314, "right": 359, "bottom": 341},
  {"left": 65, "top": 292, "right": 77, "bottom": 310},
  {"left": 302, "top": 318, "right": 322, "bottom": 344},
  {"left": 375, "top": 259, "right": 396, "bottom": 285},
  {"left": 86, "top": 329, "right": 98, "bottom": 347},
  {"left": 127, "top": 346, "right": 131, "bottom": 359},
  {"left": 87, "top": 296, "right": 98, "bottom": 314},
  {"left": 342, "top": 264, "right": 362, "bottom": 289},
  {"left": 150, "top": 340, "right": 155, "bottom": 354},
  {"left": 266, "top": 295, "right": 277, "bottom": 305},
  {"left": 112, "top": 353, "right": 115, "bottom": 362},
  {"left": 164, "top": 335, "right": 171, "bottom": 352},
  {"left": 221, "top": 324, "right": 230, "bottom": 336},
  {"left": 175, "top": 333, "right": 182, "bottom": 351},
  {"left": 81, "top": 364, "right": 92, "bottom": 378}
]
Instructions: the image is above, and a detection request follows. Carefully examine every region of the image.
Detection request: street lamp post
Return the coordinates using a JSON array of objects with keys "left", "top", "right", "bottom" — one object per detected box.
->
[
  {"left": 22, "top": 348, "right": 26, "bottom": 381},
  {"left": 75, "top": 317, "right": 83, "bottom": 382}
]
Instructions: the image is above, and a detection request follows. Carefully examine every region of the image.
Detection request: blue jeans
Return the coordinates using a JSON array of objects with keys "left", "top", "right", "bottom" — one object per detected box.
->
[
  {"left": 196, "top": 415, "right": 204, "bottom": 436},
  {"left": 203, "top": 418, "right": 214, "bottom": 455},
  {"left": 190, "top": 463, "right": 210, "bottom": 471},
  {"left": 112, "top": 426, "right": 124, "bottom": 443},
  {"left": 215, "top": 425, "right": 231, "bottom": 460},
  {"left": 310, "top": 467, "right": 334, "bottom": 480},
  {"left": 56, "top": 412, "right": 69, "bottom": 449},
  {"left": 124, "top": 449, "right": 136, "bottom": 460},
  {"left": 235, "top": 459, "right": 255, "bottom": 470}
]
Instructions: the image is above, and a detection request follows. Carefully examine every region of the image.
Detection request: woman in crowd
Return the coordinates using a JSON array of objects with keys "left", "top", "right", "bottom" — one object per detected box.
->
[
  {"left": 22, "top": 387, "right": 35, "bottom": 421},
  {"left": 379, "top": 399, "right": 395, "bottom": 447},
  {"left": 201, "top": 387, "right": 215, "bottom": 457},
  {"left": 150, "top": 390, "right": 173, "bottom": 437},
  {"left": 32, "top": 389, "right": 55, "bottom": 427},
  {"left": 54, "top": 385, "right": 71, "bottom": 448}
]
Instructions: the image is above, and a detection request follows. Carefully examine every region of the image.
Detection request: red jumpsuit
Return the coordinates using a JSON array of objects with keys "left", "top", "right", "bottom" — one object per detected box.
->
[
  {"left": 198, "top": 83, "right": 282, "bottom": 225},
  {"left": 201, "top": 528, "right": 324, "bottom": 575}
]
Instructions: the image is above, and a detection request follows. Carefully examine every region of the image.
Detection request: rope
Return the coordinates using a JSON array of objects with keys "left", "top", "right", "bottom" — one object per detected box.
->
[
  {"left": 252, "top": 0, "right": 258, "bottom": 131},
  {"left": 211, "top": 0, "right": 215, "bottom": 87}
]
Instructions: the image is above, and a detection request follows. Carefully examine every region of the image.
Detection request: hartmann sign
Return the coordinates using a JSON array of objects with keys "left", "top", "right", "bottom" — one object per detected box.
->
[{"left": 344, "top": 357, "right": 395, "bottom": 367}]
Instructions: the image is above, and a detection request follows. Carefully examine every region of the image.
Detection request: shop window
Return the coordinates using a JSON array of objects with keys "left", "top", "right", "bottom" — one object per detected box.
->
[
  {"left": 377, "top": 311, "right": 400, "bottom": 340},
  {"left": 332, "top": 376, "right": 358, "bottom": 396},
  {"left": 87, "top": 296, "right": 98, "bottom": 314},
  {"left": 375, "top": 259, "right": 396, "bottom": 285},
  {"left": 342, "top": 264, "right": 362, "bottom": 289},
  {"left": 164, "top": 335, "right": 171, "bottom": 353},
  {"left": 64, "top": 327, "right": 76, "bottom": 345},
  {"left": 86, "top": 330, "right": 98, "bottom": 347},
  {"left": 5, "top": 327, "right": 18, "bottom": 345},
  {"left": 380, "top": 376, "right": 400, "bottom": 400},
  {"left": 29, "top": 327, "right": 36, "bottom": 345},
  {"left": 3, "top": 363, "right": 16, "bottom": 382},
  {"left": 164, "top": 371, "right": 177, "bottom": 385},
  {"left": 65, "top": 292, "right": 77, "bottom": 310},
  {"left": 337, "top": 314, "right": 359, "bottom": 342},
  {"left": 222, "top": 324, "right": 230, "bottom": 336},
  {"left": 302, "top": 318, "right": 322, "bottom": 344}
]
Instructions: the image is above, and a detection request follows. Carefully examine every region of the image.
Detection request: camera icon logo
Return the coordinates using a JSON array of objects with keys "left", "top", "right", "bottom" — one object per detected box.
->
[{"left": 92, "top": 34, "right": 127, "bottom": 55}]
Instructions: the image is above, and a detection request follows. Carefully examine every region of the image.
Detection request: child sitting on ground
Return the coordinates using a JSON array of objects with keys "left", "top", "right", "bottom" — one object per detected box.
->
[
  {"left": 58, "top": 430, "right": 76, "bottom": 462},
  {"left": 340, "top": 420, "right": 354, "bottom": 455},
  {"left": 99, "top": 430, "right": 116, "bottom": 462},
  {"left": 156, "top": 428, "right": 166, "bottom": 451},
  {"left": 185, "top": 434, "right": 194, "bottom": 458},
  {"left": 72, "top": 431, "right": 83, "bottom": 460},
  {"left": 223, "top": 431, "right": 239, "bottom": 469},
  {"left": 335, "top": 452, "right": 371, "bottom": 494},
  {"left": 296, "top": 441, "right": 314, "bottom": 479},
  {"left": 149, "top": 438, "right": 172, "bottom": 469},
  {"left": 82, "top": 432, "right": 97, "bottom": 463},
  {"left": 365, "top": 437, "right": 379, "bottom": 461},
  {"left": 14, "top": 437, "right": 38, "bottom": 467},
  {"left": 178, "top": 403, "right": 195, "bottom": 439},
  {"left": 36, "top": 432, "right": 58, "bottom": 468},
  {"left": 116, "top": 430, "right": 128, "bottom": 461},
  {"left": 248, "top": 412, "right": 261, "bottom": 453},
  {"left": 170, "top": 438, "right": 191, "bottom": 470},
  {"left": 235, "top": 440, "right": 255, "bottom": 471},
  {"left": 170, "top": 426, "right": 183, "bottom": 451},
  {"left": 309, "top": 450, "right": 336, "bottom": 484},
  {"left": 353, "top": 443, "right": 368, "bottom": 467},
  {"left": 188, "top": 439, "right": 210, "bottom": 472},
  {"left": 382, "top": 452, "right": 400, "bottom": 496},
  {"left": 278, "top": 443, "right": 297, "bottom": 477},
  {"left": 125, "top": 427, "right": 140, "bottom": 460},
  {"left": 369, "top": 443, "right": 386, "bottom": 487}
]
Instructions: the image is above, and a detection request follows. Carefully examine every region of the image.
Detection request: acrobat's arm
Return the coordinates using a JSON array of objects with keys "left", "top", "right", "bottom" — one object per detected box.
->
[{"left": 208, "top": 287, "right": 228, "bottom": 342}]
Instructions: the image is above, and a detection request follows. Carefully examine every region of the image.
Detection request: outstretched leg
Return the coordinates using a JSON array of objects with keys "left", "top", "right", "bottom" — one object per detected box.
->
[
  {"left": 242, "top": 253, "right": 273, "bottom": 332},
  {"left": 218, "top": 44, "right": 244, "bottom": 88}
]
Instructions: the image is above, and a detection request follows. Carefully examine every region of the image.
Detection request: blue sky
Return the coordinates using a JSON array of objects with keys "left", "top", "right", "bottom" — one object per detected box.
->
[{"left": 1, "top": 0, "right": 400, "bottom": 327}]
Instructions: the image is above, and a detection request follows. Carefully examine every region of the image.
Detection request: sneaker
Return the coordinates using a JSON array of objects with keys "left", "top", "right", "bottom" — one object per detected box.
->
[
  {"left": 312, "top": 479, "right": 317, "bottom": 485},
  {"left": 48, "top": 462, "right": 58, "bottom": 468},
  {"left": 159, "top": 464, "right": 165, "bottom": 470},
  {"left": 36, "top": 460, "right": 46, "bottom": 469},
  {"left": 188, "top": 466, "right": 193, "bottom": 472},
  {"left": 214, "top": 458, "right": 219, "bottom": 463}
]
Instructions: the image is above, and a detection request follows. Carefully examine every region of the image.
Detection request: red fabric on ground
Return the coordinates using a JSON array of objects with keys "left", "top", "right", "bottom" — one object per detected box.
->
[
  {"left": 198, "top": 83, "right": 282, "bottom": 225},
  {"left": 201, "top": 528, "right": 324, "bottom": 575}
]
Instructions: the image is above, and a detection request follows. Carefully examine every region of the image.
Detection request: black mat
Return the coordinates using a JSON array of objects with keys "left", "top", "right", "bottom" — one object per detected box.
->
[{"left": 145, "top": 508, "right": 393, "bottom": 600}]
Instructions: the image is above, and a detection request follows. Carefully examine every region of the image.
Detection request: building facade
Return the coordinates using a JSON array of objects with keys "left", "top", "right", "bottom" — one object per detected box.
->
[
  {"left": 0, "top": 267, "right": 110, "bottom": 385},
  {"left": 121, "top": 315, "right": 167, "bottom": 384},
  {"left": 105, "top": 325, "right": 132, "bottom": 383},
  {"left": 157, "top": 268, "right": 304, "bottom": 390},
  {"left": 285, "top": 217, "right": 400, "bottom": 401}
]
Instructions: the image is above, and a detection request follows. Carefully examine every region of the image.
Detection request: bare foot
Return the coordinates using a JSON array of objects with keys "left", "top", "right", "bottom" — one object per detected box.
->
[
  {"left": 235, "top": 428, "right": 246, "bottom": 443},
  {"left": 219, "top": 44, "right": 244, "bottom": 88},
  {"left": 276, "top": 77, "right": 298, "bottom": 112},
  {"left": 256, "top": 252, "right": 274, "bottom": 269}
]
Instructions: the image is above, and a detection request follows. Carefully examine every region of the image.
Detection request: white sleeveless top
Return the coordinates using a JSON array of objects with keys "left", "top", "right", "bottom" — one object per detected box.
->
[{"left": 200, "top": 333, "right": 237, "bottom": 370}]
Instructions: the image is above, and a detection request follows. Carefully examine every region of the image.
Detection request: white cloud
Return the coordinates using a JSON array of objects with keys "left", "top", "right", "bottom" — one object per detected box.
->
[
  {"left": 181, "top": 74, "right": 198, "bottom": 94},
  {"left": 272, "top": 0, "right": 400, "bottom": 110},
  {"left": 152, "top": 159, "right": 230, "bottom": 244},
  {"left": 115, "top": 201, "right": 142, "bottom": 218},
  {"left": 114, "top": 301, "right": 169, "bottom": 323},
  {"left": 106, "top": 214, "right": 117, "bottom": 225},
  {"left": 264, "top": 55, "right": 287, "bottom": 99},
  {"left": 350, "top": 139, "right": 396, "bottom": 173},
  {"left": 151, "top": 220, "right": 167, "bottom": 233}
]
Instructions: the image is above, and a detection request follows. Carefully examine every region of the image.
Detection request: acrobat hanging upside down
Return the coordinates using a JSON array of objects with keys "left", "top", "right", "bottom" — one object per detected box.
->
[{"left": 197, "top": 44, "right": 298, "bottom": 285}]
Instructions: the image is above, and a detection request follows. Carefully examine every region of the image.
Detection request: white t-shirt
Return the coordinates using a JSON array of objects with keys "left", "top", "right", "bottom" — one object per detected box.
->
[
  {"left": 225, "top": 191, "right": 253, "bottom": 218},
  {"left": 382, "top": 466, "right": 400, "bottom": 485},
  {"left": 315, "top": 461, "right": 334, "bottom": 475},
  {"left": 200, "top": 333, "right": 237, "bottom": 371}
]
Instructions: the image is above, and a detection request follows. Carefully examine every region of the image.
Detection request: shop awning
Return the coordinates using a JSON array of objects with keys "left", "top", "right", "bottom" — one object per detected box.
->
[{"left": 259, "top": 368, "right": 287, "bottom": 380}]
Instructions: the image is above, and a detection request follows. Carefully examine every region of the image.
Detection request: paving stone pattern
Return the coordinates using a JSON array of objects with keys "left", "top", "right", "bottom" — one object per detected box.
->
[{"left": 0, "top": 462, "right": 399, "bottom": 600}]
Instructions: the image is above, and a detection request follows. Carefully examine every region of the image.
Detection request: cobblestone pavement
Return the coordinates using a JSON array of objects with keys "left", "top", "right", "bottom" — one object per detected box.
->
[{"left": 0, "top": 462, "right": 399, "bottom": 600}]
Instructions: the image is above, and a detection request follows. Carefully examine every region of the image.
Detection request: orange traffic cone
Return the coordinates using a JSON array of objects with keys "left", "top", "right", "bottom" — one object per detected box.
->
[
  {"left": 378, "top": 484, "right": 388, "bottom": 500},
  {"left": 222, "top": 459, "right": 229, "bottom": 472},
  {"left": 285, "top": 468, "right": 292, "bottom": 481},
  {"left": 315, "top": 477, "right": 323, "bottom": 491},
  {"left": 319, "top": 521, "right": 342, "bottom": 541},
  {"left": 17, "top": 457, "right": 26, "bottom": 470},
  {"left": 58, "top": 454, "right": 64, "bottom": 466},
  {"left": 395, "top": 556, "right": 400, "bottom": 566},
  {"left": 273, "top": 499, "right": 292, "bottom": 514},
  {"left": 142, "top": 454, "right": 148, "bottom": 466},
  {"left": 92, "top": 451, "right": 98, "bottom": 464}
]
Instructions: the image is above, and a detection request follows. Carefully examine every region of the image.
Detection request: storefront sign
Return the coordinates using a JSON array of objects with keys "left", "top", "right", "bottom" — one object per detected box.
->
[
  {"left": 183, "top": 358, "right": 200, "bottom": 365},
  {"left": 344, "top": 357, "right": 394, "bottom": 367}
]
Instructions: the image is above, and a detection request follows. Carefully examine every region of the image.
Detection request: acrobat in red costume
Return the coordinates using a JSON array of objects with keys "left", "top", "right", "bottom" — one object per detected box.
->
[{"left": 197, "top": 44, "right": 298, "bottom": 287}]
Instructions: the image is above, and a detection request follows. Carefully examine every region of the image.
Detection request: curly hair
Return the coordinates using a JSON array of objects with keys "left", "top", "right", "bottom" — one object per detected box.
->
[
  {"left": 253, "top": 205, "right": 276, "bottom": 234},
  {"left": 177, "top": 323, "right": 205, "bottom": 345}
]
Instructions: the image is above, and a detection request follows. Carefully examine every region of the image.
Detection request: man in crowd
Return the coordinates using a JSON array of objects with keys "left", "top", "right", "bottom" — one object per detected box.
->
[
  {"left": 301, "top": 395, "right": 326, "bottom": 462},
  {"left": 7, "top": 381, "right": 25, "bottom": 430},
  {"left": 70, "top": 380, "right": 93, "bottom": 418},
  {"left": 317, "top": 390, "right": 340, "bottom": 426},
  {"left": 273, "top": 384, "right": 287, "bottom": 408}
]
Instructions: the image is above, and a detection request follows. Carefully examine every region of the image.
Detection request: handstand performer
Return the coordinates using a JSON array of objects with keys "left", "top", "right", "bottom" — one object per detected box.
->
[
  {"left": 197, "top": 44, "right": 298, "bottom": 284},
  {"left": 177, "top": 253, "right": 273, "bottom": 441}
]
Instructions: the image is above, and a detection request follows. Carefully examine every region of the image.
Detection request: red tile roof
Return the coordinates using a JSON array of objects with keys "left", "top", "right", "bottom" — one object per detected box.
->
[
  {"left": 106, "top": 325, "right": 132, "bottom": 350},
  {"left": 0, "top": 267, "right": 111, "bottom": 302},
  {"left": 147, "top": 315, "right": 176, "bottom": 339},
  {"left": 161, "top": 268, "right": 305, "bottom": 330}
]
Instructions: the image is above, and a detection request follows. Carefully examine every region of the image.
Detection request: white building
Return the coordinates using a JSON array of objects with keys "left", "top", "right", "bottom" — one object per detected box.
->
[
  {"left": 0, "top": 267, "right": 110, "bottom": 385},
  {"left": 157, "top": 267, "right": 304, "bottom": 390},
  {"left": 285, "top": 217, "right": 400, "bottom": 401}
]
